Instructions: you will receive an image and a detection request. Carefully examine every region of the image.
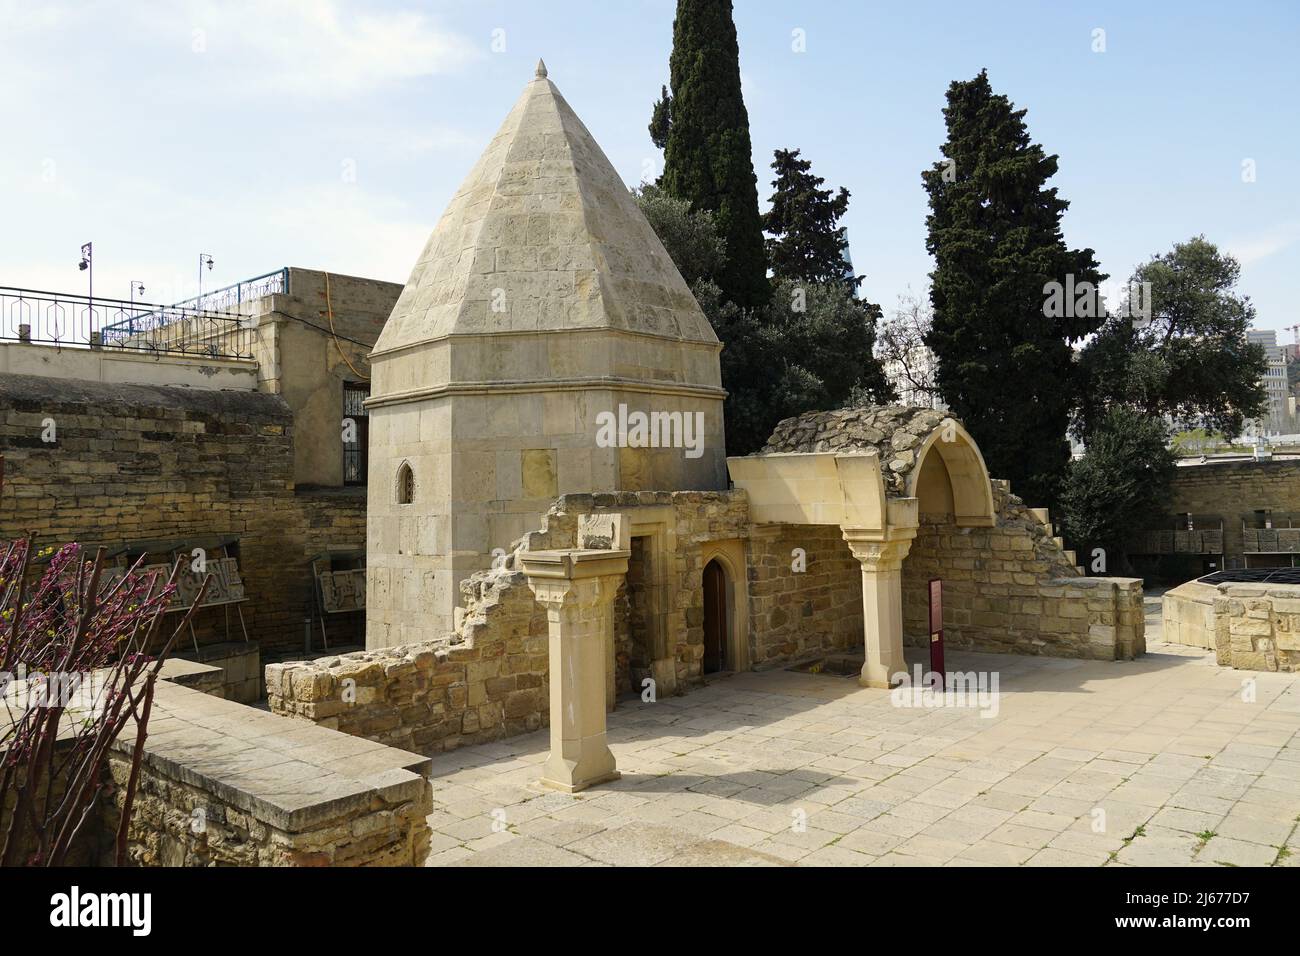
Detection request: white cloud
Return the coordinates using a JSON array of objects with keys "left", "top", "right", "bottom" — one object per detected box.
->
[
  {"left": 1227, "top": 221, "right": 1300, "bottom": 266},
  {"left": 0, "top": 0, "right": 483, "bottom": 100},
  {"left": 186, "top": 0, "right": 485, "bottom": 97}
]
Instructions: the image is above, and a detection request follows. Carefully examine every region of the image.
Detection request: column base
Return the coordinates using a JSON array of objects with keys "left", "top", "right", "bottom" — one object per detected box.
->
[
  {"left": 538, "top": 770, "right": 621, "bottom": 794},
  {"left": 540, "top": 744, "right": 621, "bottom": 793},
  {"left": 859, "top": 663, "right": 901, "bottom": 689}
]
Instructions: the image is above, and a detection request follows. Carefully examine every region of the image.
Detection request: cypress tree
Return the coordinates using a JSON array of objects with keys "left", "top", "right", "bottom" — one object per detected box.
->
[
  {"left": 922, "top": 70, "right": 1104, "bottom": 508},
  {"left": 763, "top": 148, "right": 858, "bottom": 288},
  {"left": 656, "top": 0, "right": 770, "bottom": 308}
]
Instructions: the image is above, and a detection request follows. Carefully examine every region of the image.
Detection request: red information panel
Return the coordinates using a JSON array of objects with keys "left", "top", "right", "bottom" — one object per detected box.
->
[{"left": 928, "top": 577, "right": 945, "bottom": 688}]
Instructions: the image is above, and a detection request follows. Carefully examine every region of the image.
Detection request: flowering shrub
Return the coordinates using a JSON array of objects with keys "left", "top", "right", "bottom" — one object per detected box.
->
[{"left": 0, "top": 539, "right": 208, "bottom": 866}]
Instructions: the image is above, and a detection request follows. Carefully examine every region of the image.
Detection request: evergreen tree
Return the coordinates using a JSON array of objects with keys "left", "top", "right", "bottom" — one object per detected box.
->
[
  {"left": 634, "top": 189, "right": 893, "bottom": 456},
  {"left": 922, "top": 70, "right": 1104, "bottom": 508},
  {"left": 656, "top": 0, "right": 770, "bottom": 308},
  {"left": 763, "top": 148, "right": 858, "bottom": 287},
  {"left": 648, "top": 86, "right": 671, "bottom": 151}
]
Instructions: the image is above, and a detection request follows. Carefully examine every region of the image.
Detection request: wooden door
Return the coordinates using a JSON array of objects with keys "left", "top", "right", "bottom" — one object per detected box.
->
[{"left": 703, "top": 560, "right": 727, "bottom": 673}]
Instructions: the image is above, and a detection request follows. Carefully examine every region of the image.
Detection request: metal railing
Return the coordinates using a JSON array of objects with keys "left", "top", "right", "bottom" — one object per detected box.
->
[
  {"left": 1, "top": 286, "right": 255, "bottom": 359},
  {"left": 155, "top": 268, "right": 288, "bottom": 315}
]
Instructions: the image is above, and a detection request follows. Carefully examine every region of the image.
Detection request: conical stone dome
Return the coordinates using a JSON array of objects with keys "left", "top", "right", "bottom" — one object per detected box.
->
[{"left": 371, "top": 62, "right": 720, "bottom": 372}]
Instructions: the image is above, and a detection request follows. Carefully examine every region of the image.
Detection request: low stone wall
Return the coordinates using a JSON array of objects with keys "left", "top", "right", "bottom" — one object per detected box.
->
[
  {"left": 1162, "top": 581, "right": 1218, "bottom": 651},
  {"left": 902, "top": 483, "right": 1144, "bottom": 660},
  {"left": 1163, "top": 579, "right": 1300, "bottom": 671},
  {"left": 106, "top": 680, "right": 433, "bottom": 866},
  {"left": 268, "top": 548, "right": 549, "bottom": 753}
]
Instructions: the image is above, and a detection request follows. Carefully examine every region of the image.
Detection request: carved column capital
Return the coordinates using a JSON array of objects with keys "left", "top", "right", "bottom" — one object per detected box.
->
[
  {"left": 520, "top": 549, "right": 630, "bottom": 608},
  {"left": 842, "top": 528, "right": 914, "bottom": 572}
]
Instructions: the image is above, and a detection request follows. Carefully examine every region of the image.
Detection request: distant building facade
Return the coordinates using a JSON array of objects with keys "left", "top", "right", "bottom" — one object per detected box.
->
[{"left": 1247, "top": 329, "right": 1291, "bottom": 435}]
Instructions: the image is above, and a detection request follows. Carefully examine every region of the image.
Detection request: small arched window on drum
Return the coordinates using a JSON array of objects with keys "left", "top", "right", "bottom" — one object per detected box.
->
[{"left": 396, "top": 462, "right": 415, "bottom": 504}]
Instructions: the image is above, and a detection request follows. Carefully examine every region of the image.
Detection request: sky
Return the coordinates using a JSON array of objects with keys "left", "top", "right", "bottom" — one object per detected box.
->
[{"left": 2, "top": 0, "right": 1297, "bottom": 335}]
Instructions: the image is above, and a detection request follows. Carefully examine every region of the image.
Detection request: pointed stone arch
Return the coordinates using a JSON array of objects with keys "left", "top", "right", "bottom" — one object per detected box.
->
[
  {"left": 904, "top": 421, "right": 995, "bottom": 527},
  {"left": 395, "top": 461, "right": 415, "bottom": 505}
]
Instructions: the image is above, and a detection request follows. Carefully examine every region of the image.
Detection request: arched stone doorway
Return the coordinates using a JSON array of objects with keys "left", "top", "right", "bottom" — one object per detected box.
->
[{"left": 702, "top": 558, "right": 728, "bottom": 673}]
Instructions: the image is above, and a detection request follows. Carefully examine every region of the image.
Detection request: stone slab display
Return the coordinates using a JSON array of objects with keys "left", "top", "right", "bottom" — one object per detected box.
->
[{"left": 106, "top": 680, "right": 433, "bottom": 866}]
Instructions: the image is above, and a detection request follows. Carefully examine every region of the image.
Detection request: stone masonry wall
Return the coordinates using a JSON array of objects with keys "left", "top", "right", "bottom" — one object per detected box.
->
[
  {"left": 1158, "top": 458, "right": 1300, "bottom": 565},
  {"left": 103, "top": 744, "right": 431, "bottom": 867},
  {"left": 902, "top": 481, "right": 1144, "bottom": 660},
  {"left": 746, "top": 525, "right": 863, "bottom": 666},
  {"left": 0, "top": 374, "right": 367, "bottom": 657}
]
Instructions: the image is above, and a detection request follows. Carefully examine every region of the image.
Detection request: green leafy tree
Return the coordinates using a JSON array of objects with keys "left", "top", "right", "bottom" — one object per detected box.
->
[
  {"left": 633, "top": 183, "right": 727, "bottom": 288},
  {"left": 763, "top": 148, "right": 858, "bottom": 287},
  {"left": 655, "top": 0, "right": 770, "bottom": 308},
  {"left": 922, "top": 69, "right": 1105, "bottom": 508},
  {"left": 1058, "top": 408, "right": 1177, "bottom": 572},
  {"left": 1076, "top": 236, "right": 1266, "bottom": 441}
]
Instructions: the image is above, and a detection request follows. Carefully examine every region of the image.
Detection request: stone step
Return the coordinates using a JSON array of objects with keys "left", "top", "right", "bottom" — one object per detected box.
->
[
  {"left": 1063, "top": 549, "right": 1076, "bottom": 565},
  {"left": 1029, "top": 507, "right": 1051, "bottom": 524},
  {"left": 1053, "top": 536, "right": 1066, "bottom": 550}
]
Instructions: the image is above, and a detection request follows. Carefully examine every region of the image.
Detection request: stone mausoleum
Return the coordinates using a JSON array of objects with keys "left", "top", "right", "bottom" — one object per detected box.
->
[{"left": 273, "top": 63, "right": 1144, "bottom": 795}]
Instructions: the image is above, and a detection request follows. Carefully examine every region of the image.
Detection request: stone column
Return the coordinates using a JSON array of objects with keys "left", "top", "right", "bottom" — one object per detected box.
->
[
  {"left": 843, "top": 529, "right": 914, "bottom": 689},
  {"left": 520, "top": 548, "right": 630, "bottom": 793}
]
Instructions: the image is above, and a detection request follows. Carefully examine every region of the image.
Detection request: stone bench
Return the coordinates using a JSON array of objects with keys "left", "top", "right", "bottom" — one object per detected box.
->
[{"left": 108, "top": 679, "right": 433, "bottom": 866}]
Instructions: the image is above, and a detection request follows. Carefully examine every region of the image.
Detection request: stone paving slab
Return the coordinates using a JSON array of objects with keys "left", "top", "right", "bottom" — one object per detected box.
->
[{"left": 424, "top": 639, "right": 1300, "bottom": 867}]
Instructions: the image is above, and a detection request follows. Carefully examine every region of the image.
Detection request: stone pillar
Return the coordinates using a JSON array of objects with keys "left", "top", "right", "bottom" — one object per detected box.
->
[
  {"left": 843, "top": 529, "right": 914, "bottom": 689},
  {"left": 521, "top": 548, "right": 630, "bottom": 793}
]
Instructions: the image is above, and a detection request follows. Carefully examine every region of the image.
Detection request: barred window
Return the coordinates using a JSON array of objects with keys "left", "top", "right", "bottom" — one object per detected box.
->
[{"left": 343, "top": 382, "right": 369, "bottom": 485}]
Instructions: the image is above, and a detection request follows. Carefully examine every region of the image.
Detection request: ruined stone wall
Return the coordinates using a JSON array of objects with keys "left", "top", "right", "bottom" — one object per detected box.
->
[
  {"left": 267, "top": 563, "right": 549, "bottom": 753},
  {"left": 902, "top": 482, "right": 1144, "bottom": 660},
  {"left": 746, "top": 525, "right": 863, "bottom": 667},
  {"left": 0, "top": 374, "right": 367, "bottom": 657}
]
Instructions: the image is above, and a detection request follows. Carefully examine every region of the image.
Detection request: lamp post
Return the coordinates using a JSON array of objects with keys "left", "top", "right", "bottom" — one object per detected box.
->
[
  {"left": 198, "top": 254, "right": 214, "bottom": 307},
  {"left": 78, "top": 242, "right": 93, "bottom": 340},
  {"left": 129, "top": 281, "right": 145, "bottom": 336}
]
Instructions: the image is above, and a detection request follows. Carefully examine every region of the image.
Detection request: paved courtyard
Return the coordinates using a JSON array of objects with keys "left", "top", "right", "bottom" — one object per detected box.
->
[{"left": 423, "top": 608, "right": 1300, "bottom": 867}]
